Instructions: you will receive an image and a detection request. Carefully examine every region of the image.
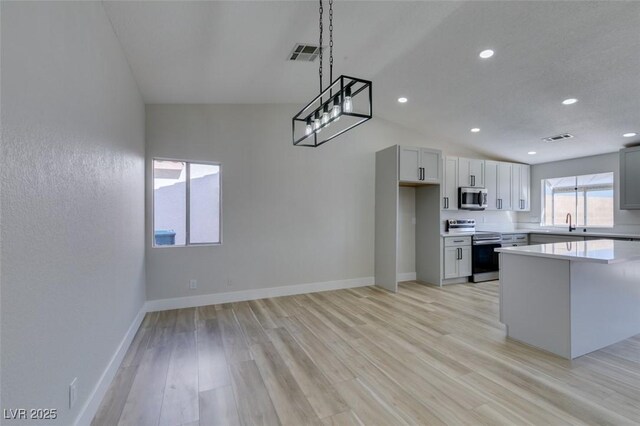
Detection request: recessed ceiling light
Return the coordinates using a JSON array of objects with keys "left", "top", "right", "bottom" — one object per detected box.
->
[
  {"left": 562, "top": 98, "right": 578, "bottom": 105},
  {"left": 397, "top": 97, "right": 408, "bottom": 103},
  {"left": 479, "top": 49, "right": 494, "bottom": 59},
  {"left": 470, "top": 128, "right": 480, "bottom": 133},
  {"left": 528, "top": 151, "right": 537, "bottom": 155},
  {"left": 623, "top": 132, "right": 637, "bottom": 138}
]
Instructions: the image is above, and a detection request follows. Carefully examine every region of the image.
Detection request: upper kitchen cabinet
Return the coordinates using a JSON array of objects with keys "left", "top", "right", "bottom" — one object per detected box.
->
[
  {"left": 458, "top": 158, "right": 485, "bottom": 188},
  {"left": 512, "top": 163, "right": 530, "bottom": 211},
  {"left": 485, "top": 161, "right": 513, "bottom": 211},
  {"left": 399, "top": 146, "right": 441, "bottom": 184},
  {"left": 620, "top": 146, "right": 640, "bottom": 209},
  {"left": 442, "top": 156, "right": 458, "bottom": 210}
]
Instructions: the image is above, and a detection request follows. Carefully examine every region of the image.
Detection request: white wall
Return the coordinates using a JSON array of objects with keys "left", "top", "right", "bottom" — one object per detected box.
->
[
  {"left": 519, "top": 152, "right": 640, "bottom": 233},
  {"left": 1, "top": 2, "right": 145, "bottom": 425},
  {"left": 146, "top": 105, "right": 481, "bottom": 301},
  {"left": 398, "top": 187, "right": 416, "bottom": 277}
]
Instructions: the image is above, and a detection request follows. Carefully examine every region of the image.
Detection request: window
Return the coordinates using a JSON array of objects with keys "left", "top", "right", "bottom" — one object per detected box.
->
[
  {"left": 153, "top": 159, "right": 221, "bottom": 246},
  {"left": 541, "top": 172, "right": 614, "bottom": 228}
]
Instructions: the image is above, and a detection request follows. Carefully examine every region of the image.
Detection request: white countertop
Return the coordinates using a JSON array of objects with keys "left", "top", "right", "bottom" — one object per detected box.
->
[
  {"left": 441, "top": 229, "right": 640, "bottom": 239},
  {"left": 523, "top": 229, "right": 640, "bottom": 239},
  {"left": 496, "top": 239, "right": 640, "bottom": 264}
]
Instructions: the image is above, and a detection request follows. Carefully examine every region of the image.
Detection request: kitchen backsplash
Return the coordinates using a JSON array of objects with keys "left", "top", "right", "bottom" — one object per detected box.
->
[{"left": 441, "top": 210, "right": 517, "bottom": 232}]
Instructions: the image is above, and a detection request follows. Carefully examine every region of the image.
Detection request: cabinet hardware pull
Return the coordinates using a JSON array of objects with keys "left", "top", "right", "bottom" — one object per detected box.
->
[{"left": 453, "top": 240, "right": 464, "bottom": 243}]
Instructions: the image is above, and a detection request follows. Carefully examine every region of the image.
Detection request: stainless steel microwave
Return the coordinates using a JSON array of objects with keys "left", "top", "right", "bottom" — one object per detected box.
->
[{"left": 459, "top": 187, "right": 488, "bottom": 210}]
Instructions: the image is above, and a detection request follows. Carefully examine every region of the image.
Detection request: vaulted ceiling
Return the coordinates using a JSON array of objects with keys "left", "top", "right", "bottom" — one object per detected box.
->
[{"left": 103, "top": 1, "right": 640, "bottom": 164}]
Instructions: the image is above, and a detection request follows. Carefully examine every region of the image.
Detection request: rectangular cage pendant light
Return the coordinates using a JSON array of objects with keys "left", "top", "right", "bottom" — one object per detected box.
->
[{"left": 292, "top": 75, "right": 372, "bottom": 147}]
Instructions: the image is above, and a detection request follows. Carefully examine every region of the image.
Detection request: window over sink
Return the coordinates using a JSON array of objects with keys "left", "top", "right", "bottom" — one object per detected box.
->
[{"left": 541, "top": 172, "right": 614, "bottom": 228}]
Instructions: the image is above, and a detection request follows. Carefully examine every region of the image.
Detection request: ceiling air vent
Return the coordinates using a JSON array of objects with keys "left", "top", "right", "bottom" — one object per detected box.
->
[
  {"left": 541, "top": 133, "right": 574, "bottom": 142},
  {"left": 288, "top": 44, "right": 320, "bottom": 62}
]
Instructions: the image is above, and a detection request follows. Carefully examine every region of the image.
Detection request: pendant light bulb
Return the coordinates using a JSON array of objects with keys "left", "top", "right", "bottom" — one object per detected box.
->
[
  {"left": 331, "top": 95, "right": 341, "bottom": 121},
  {"left": 343, "top": 87, "right": 353, "bottom": 113},
  {"left": 322, "top": 104, "right": 330, "bottom": 127},
  {"left": 314, "top": 111, "right": 321, "bottom": 133},
  {"left": 305, "top": 118, "right": 313, "bottom": 136}
]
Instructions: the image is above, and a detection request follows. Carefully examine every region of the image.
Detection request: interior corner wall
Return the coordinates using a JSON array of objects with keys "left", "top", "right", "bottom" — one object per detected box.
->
[
  {"left": 1, "top": 2, "right": 145, "bottom": 425},
  {"left": 145, "top": 105, "right": 451, "bottom": 301}
]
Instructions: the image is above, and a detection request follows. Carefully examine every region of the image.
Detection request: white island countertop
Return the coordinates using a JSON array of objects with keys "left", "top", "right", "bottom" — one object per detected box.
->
[{"left": 496, "top": 239, "right": 640, "bottom": 264}]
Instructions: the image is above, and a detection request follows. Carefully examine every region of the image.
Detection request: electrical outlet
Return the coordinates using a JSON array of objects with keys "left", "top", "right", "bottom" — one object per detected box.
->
[
  {"left": 189, "top": 280, "right": 197, "bottom": 290},
  {"left": 69, "top": 378, "right": 78, "bottom": 409},
  {"left": 227, "top": 278, "right": 234, "bottom": 287}
]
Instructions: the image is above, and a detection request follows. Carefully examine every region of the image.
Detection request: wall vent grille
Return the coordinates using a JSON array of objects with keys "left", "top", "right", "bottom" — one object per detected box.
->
[
  {"left": 541, "top": 133, "right": 574, "bottom": 142},
  {"left": 288, "top": 44, "right": 321, "bottom": 62}
]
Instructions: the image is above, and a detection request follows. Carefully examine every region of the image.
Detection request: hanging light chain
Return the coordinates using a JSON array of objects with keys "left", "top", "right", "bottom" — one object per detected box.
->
[
  {"left": 319, "top": 0, "right": 323, "bottom": 93},
  {"left": 329, "top": 0, "right": 333, "bottom": 84},
  {"left": 293, "top": 0, "right": 371, "bottom": 146}
]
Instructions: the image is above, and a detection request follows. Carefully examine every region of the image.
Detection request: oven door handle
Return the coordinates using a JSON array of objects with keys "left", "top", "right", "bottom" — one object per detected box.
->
[{"left": 473, "top": 241, "right": 502, "bottom": 246}]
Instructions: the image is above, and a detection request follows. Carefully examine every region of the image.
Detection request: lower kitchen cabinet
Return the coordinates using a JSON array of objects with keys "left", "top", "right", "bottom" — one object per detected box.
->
[
  {"left": 443, "top": 237, "right": 472, "bottom": 279},
  {"left": 529, "top": 234, "right": 584, "bottom": 244}
]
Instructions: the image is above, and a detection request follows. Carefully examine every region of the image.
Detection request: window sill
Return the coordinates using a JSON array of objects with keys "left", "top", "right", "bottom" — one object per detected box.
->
[{"left": 152, "top": 243, "right": 222, "bottom": 249}]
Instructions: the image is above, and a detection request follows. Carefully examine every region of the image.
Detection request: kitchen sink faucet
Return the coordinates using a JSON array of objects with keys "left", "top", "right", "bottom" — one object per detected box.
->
[{"left": 566, "top": 213, "right": 576, "bottom": 232}]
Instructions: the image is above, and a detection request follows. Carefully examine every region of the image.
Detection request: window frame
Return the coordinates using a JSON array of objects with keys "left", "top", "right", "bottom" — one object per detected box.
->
[
  {"left": 540, "top": 172, "right": 614, "bottom": 229},
  {"left": 152, "top": 157, "right": 222, "bottom": 248}
]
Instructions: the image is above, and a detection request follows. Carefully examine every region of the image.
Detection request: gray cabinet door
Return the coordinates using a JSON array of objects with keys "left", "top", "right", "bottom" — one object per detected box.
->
[
  {"left": 442, "top": 157, "right": 458, "bottom": 210},
  {"left": 443, "top": 247, "right": 459, "bottom": 279},
  {"left": 458, "top": 158, "right": 485, "bottom": 188},
  {"left": 498, "top": 162, "right": 514, "bottom": 210},
  {"left": 459, "top": 246, "right": 472, "bottom": 277},
  {"left": 399, "top": 146, "right": 420, "bottom": 183},
  {"left": 512, "top": 163, "right": 530, "bottom": 211},
  {"left": 485, "top": 161, "right": 499, "bottom": 210},
  {"left": 420, "top": 148, "right": 441, "bottom": 183},
  {"left": 620, "top": 147, "right": 640, "bottom": 209}
]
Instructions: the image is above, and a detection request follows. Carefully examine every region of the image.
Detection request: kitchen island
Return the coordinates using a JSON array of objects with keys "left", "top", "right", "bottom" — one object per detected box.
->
[{"left": 496, "top": 239, "right": 640, "bottom": 359}]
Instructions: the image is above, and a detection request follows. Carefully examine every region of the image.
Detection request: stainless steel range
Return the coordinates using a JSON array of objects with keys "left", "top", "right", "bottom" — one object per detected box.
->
[
  {"left": 471, "top": 231, "right": 502, "bottom": 282},
  {"left": 446, "top": 219, "right": 476, "bottom": 233}
]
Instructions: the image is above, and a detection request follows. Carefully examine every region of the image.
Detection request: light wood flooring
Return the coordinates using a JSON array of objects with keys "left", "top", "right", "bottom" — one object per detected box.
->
[{"left": 92, "top": 281, "right": 640, "bottom": 425}]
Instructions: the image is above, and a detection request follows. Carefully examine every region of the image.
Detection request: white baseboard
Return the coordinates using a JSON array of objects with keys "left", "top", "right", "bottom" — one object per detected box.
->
[
  {"left": 74, "top": 306, "right": 146, "bottom": 426},
  {"left": 397, "top": 272, "right": 417, "bottom": 282},
  {"left": 145, "top": 276, "right": 374, "bottom": 312}
]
